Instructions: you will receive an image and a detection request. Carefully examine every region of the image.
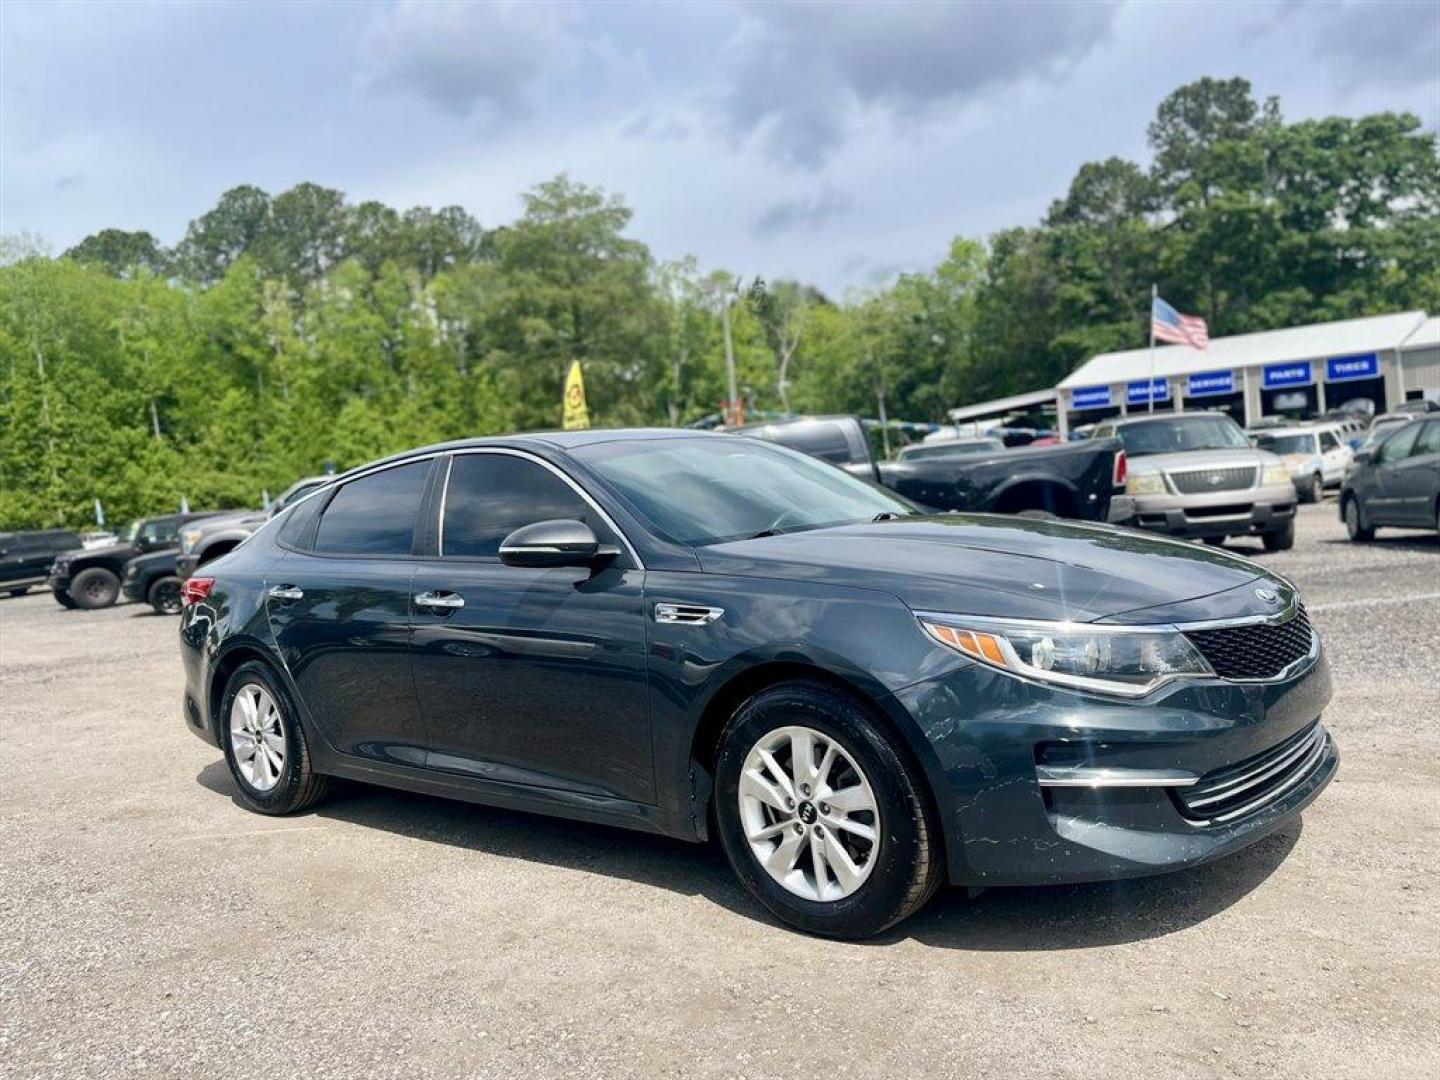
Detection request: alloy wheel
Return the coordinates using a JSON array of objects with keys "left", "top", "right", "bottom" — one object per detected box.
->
[
  {"left": 737, "top": 725, "right": 879, "bottom": 902},
  {"left": 229, "top": 684, "right": 286, "bottom": 792},
  {"left": 153, "top": 580, "right": 182, "bottom": 614}
]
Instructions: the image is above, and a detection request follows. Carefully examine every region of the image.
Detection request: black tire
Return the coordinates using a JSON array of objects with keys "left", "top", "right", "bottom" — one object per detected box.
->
[
  {"left": 8, "top": 587, "right": 28, "bottom": 597},
  {"left": 147, "top": 575, "right": 184, "bottom": 615},
  {"left": 53, "top": 589, "right": 78, "bottom": 609},
  {"left": 713, "top": 680, "right": 942, "bottom": 939},
  {"left": 70, "top": 567, "right": 120, "bottom": 609},
  {"left": 1262, "top": 519, "right": 1296, "bottom": 552},
  {"left": 1202, "top": 536, "right": 1227, "bottom": 547},
  {"left": 219, "top": 660, "right": 332, "bottom": 815},
  {"left": 1343, "top": 495, "right": 1375, "bottom": 542},
  {"left": 1301, "top": 474, "right": 1321, "bottom": 504}
]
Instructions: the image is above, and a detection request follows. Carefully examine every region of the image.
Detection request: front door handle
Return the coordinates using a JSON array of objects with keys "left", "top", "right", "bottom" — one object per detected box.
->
[
  {"left": 267, "top": 584, "right": 304, "bottom": 601},
  {"left": 415, "top": 590, "right": 465, "bottom": 611}
]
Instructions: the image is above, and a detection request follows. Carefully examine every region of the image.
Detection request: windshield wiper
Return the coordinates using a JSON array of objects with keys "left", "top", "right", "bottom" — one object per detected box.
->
[
  {"left": 871, "top": 512, "right": 905, "bottom": 522},
  {"left": 747, "top": 528, "right": 784, "bottom": 540}
]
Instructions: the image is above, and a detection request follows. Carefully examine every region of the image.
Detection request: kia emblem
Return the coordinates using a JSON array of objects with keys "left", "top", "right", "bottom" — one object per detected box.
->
[{"left": 1254, "top": 588, "right": 1279, "bottom": 604}]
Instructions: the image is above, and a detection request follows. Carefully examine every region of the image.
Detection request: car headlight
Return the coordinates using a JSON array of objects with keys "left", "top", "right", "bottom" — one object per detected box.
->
[
  {"left": 918, "top": 615, "right": 1213, "bottom": 697},
  {"left": 1125, "top": 472, "right": 1165, "bottom": 496},
  {"left": 1262, "top": 464, "right": 1291, "bottom": 486},
  {"left": 180, "top": 527, "right": 205, "bottom": 553}
]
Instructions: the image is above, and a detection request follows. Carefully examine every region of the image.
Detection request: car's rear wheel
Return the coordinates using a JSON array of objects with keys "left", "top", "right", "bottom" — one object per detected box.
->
[
  {"left": 1262, "top": 519, "right": 1295, "bottom": 552},
  {"left": 714, "top": 680, "right": 941, "bottom": 939},
  {"left": 147, "top": 575, "right": 184, "bottom": 615},
  {"left": 220, "top": 660, "right": 331, "bottom": 815},
  {"left": 70, "top": 567, "right": 120, "bottom": 609},
  {"left": 1343, "top": 495, "right": 1375, "bottom": 542}
]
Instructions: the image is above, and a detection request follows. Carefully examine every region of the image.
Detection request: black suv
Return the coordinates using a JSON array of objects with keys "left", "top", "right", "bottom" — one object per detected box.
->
[
  {"left": 50, "top": 512, "right": 223, "bottom": 609},
  {"left": 1, "top": 530, "right": 83, "bottom": 597}
]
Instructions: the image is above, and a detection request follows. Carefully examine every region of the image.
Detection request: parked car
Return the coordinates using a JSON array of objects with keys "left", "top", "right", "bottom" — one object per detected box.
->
[
  {"left": 1339, "top": 416, "right": 1440, "bottom": 540},
  {"left": 1252, "top": 423, "right": 1354, "bottom": 503},
  {"left": 49, "top": 512, "right": 223, "bottom": 609},
  {"left": 1092, "top": 412, "right": 1297, "bottom": 550},
  {"left": 120, "top": 548, "right": 188, "bottom": 614},
  {"left": 0, "top": 529, "right": 82, "bottom": 596},
  {"left": 175, "top": 476, "right": 332, "bottom": 579},
  {"left": 1364, "top": 413, "right": 1414, "bottom": 445},
  {"left": 180, "top": 430, "right": 1336, "bottom": 939},
  {"left": 739, "top": 416, "right": 1131, "bottom": 522}
]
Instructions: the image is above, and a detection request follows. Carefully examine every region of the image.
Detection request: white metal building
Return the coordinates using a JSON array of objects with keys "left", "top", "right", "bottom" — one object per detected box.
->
[{"left": 1054, "top": 311, "right": 1436, "bottom": 437}]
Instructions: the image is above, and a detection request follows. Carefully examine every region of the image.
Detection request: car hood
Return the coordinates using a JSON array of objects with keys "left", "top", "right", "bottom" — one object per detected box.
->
[
  {"left": 1127, "top": 448, "right": 1278, "bottom": 473},
  {"left": 697, "top": 515, "right": 1274, "bottom": 623}
]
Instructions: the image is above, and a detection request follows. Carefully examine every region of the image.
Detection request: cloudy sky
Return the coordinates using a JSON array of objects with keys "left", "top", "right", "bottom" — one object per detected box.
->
[{"left": 3, "top": 1, "right": 1437, "bottom": 294}]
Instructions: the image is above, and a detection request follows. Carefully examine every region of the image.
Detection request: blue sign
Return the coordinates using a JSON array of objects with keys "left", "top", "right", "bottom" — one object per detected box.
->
[
  {"left": 1325, "top": 353, "right": 1379, "bottom": 383},
  {"left": 1263, "top": 361, "right": 1313, "bottom": 389},
  {"left": 1126, "top": 378, "right": 1171, "bottom": 405},
  {"left": 1187, "top": 370, "right": 1235, "bottom": 397},
  {"left": 1071, "top": 385, "right": 1112, "bottom": 409}
]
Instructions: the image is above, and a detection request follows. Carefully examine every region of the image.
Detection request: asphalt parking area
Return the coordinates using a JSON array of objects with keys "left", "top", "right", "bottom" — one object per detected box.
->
[{"left": 2, "top": 502, "right": 1437, "bottom": 1079}]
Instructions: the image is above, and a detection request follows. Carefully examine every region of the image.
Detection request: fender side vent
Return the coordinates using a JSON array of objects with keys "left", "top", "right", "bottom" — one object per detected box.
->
[{"left": 654, "top": 603, "right": 724, "bottom": 625}]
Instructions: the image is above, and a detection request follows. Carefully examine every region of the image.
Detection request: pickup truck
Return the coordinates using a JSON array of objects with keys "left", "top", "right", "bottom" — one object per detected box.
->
[
  {"left": 737, "top": 416, "right": 1132, "bottom": 522},
  {"left": 1, "top": 530, "right": 84, "bottom": 596},
  {"left": 49, "top": 511, "right": 225, "bottom": 609}
]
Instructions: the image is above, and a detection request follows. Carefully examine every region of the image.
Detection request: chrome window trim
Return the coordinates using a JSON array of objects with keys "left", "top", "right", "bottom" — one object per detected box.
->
[
  {"left": 274, "top": 453, "right": 440, "bottom": 557},
  {"left": 443, "top": 447, "right": 646, "bottom": 569}
]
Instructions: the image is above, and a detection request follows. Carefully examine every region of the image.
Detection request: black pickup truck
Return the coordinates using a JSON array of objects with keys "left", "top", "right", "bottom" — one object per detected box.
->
[
  {"left": 1, "top": 530, "right": 83, "bottom": 596},
  {"left": 738, "top": 416, "right": 1132, "bottom": 522},
  {"left": 49, "top": 511, "right": 224, "bottom": 609}
]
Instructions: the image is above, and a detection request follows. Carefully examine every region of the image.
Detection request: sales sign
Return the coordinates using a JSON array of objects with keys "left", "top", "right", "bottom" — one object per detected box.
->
[
  {"left": 1262, "top": 361, "right": 1313, "bottom": 389},
  {"left": 1187, "top": 370, "right": 1235, "bottom": 397},
  {"left": 1325, "top": 353, "right": 1379, "bottom": 383},
  {"left": 1071, "top": 385, "right": 1112, "bottom": 409},
  {"left": 1126, "top": 378, "right": 1171, "bottom": 405}
]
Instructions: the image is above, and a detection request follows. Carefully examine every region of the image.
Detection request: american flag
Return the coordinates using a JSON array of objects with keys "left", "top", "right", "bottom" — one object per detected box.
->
[{"left": 1152, "top": 296, "right": 1209, "bottom": 350}]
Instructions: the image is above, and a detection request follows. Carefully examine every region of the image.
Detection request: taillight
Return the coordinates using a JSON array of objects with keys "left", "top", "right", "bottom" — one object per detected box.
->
[
  {"left": 1112, "top": 449, "right": 1128, "bottom": 488},
  {"left": 181, "top": 577, "right": 216, "bottom": 606}
]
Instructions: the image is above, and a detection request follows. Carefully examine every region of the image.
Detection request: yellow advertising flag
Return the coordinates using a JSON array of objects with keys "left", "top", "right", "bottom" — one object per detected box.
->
[{"left": 562, "top": 360, "right": 590, "bottom": 430}]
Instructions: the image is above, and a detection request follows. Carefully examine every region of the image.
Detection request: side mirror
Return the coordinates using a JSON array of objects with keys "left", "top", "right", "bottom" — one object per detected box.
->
[
  {"left": 1352, "top": 449, "right": 1372, "bottom": 465},
  {"left": 498, "top": 519, "right": 615, "bottom": 569}
]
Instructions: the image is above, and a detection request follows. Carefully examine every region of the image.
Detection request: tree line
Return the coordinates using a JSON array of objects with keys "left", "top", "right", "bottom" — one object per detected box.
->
[{"left": 2, "top": 78, "right": 1436, "bottom": 529}]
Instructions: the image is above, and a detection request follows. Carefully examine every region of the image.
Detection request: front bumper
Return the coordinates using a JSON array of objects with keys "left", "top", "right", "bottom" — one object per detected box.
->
[
  {"left": 175, "top": 553, "right": 200, "bottom": 580},
  {"left": 1126, "top": 484, "right": 1297, "bottom": 538},
  {"left": 893, "top": 645, "right": 1335, "bottom": 886},
  {"left": 47, "top": 569, "right": 72, "bottom": 595},
  {"left": 121, "top": 574, "right": 147, "bottom": 603}
]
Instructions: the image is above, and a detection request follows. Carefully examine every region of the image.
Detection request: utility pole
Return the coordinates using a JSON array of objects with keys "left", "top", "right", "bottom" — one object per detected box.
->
[{"left": 721, "top": 285, "right": 739, "bottom": 427}]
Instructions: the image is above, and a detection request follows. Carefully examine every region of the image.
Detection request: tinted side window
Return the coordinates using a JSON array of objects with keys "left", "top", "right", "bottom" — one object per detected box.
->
[
  {"left": 443, "top": 454, "right": 597, "bottom": 558},
  {"left": 1379, "top": 426, "right": 1419, "bottom": 464},
  {"left": 1414, "top": 421, "right": 1440, "bottom": 457},
  {"left": 314, "top": 461, "right": 430, "bottom": 555},
  {"left": 1319, "top": 431, "right": 1339, "bottom": 451}
]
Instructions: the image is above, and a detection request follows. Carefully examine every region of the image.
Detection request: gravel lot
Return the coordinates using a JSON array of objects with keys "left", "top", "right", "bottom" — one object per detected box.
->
[{"left": 2, "top": 502, "right": 1437, "bottom": 1079}]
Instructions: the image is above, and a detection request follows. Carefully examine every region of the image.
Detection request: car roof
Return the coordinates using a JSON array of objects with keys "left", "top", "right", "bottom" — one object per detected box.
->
[{"left": 1110, "top": 412, "right": 1230, "bottom": 427}]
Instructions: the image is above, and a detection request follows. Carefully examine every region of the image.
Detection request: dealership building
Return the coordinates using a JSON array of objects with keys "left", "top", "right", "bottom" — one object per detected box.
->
[{"left": 1053, "top": 310, "right": 1438, "bottom": 437}]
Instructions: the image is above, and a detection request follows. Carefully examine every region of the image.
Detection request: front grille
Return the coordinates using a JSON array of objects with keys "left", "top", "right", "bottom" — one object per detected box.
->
[
  {"left": 1168, "top": 465, "right": 1257, "bottom": 494},
  {"left": 1174, "top": 721, "right": 1329, "bottom": 823},
  {"left": 1184, "top": 604, "right": 1314, "bottom": 679}
]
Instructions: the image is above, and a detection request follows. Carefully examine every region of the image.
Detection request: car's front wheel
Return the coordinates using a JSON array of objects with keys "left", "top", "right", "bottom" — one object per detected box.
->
[
  {"left": 220, "top": 660, "right": 332, "bottom": 815},
  {"left": 714, "top": 680, "right": 941, "bottom": 939},
  {"left": 70, "top": 567, "right": 120, "bottom": 609}
]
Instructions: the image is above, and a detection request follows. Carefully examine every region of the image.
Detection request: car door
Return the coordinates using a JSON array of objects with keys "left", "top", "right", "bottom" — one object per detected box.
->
[
  {"left": 410, "top": 450, "right": 654, "bottom": 804},
  {"left": 1368, "top": 423, "right": 1421, "bottom": 526},
  {"left": 1391, "top": 421, "right": 1440, "bottom": 525},
  {"left": 265, "top": 457, "right": 436, "bottom": 766},
  {"left": 1318, "top": 430, "right": 1349, "bottom": 485}
]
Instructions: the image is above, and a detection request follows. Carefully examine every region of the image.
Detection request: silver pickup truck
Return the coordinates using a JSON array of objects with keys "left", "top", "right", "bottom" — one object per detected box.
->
[{"left": 1093, "top": 412, "right": 1298, "bottom": 550}]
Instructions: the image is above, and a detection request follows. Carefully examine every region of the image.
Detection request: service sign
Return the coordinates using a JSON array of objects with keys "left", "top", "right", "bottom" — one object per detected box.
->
[
  {"left": 1325, "top": 353, "right": 1379, "bottom": 383},
  {"left": 1126, "top": 378, "right": 1171, "bottom": 405},
  {"left": 1262, "top": 361, "right": 1313, "bottom": 389},
  {"left": 1071, "top": 385, "right": 1112, "bottom": 409},
  {"left": 1187, "top": 370, "right": 1235, "bottom": 397}
]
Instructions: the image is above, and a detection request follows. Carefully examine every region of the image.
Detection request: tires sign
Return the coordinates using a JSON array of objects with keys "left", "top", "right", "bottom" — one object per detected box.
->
[{"left": 1325, "top": 353, "right": 1379, "bottom": 383}]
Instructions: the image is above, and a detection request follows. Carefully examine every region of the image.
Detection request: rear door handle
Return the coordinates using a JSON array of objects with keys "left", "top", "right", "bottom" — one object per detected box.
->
[
  {"left": 267, "top": 585, "right": 304, "bottom": 601},
  {"left": 415, "top": 590, "right": 465, "bottom": 610}
]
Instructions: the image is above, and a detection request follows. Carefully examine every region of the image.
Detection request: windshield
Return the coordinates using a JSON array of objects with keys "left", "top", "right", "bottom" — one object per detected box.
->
[
  {"left": 120, "top": 519, "right": 141, "bottom": 544},
  {"left": 901, "top": 440, "right": 1002, "bottom": 461},
  {"left": 1255, "top": 433, "right": 1316, "bottom": 455},
  {"left": 573, "top": 436, "right": 913, "bottom": 546},
  {"left": 1114, "top": 416, "right": 1250, "bottom": 456}
]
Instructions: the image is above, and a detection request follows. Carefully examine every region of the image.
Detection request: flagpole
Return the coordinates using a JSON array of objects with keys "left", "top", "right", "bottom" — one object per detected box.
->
[{"left": 1147, "top": 283, "right": 1157, "bottom": 415}]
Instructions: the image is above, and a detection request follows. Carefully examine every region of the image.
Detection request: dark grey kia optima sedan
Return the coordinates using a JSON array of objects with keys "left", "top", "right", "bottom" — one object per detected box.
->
[{"left": 179, "top": 430, "right": 1337, "bottom": 938}]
